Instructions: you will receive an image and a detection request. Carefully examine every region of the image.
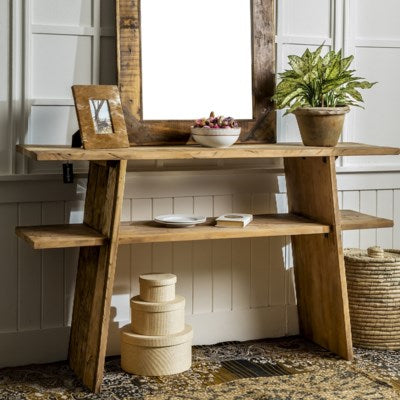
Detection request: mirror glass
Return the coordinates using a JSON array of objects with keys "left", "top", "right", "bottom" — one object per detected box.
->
[
  {"left": 89, "top": 99, "right": 114, "bottom": 134},
  {"left": 141, "top": 0, "right": 253, "bottom": 120}
]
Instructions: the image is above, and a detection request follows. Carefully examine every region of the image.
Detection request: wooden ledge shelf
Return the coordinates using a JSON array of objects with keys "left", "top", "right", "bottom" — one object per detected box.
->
[
  {"left": 16, "top": 143, "right": 400, "bottom": 161},
  {"left": 119, "top": 214, "right": 329, "bottom": 244},
  {"left": 15, "top": 214, "right": 329, "bottom": 249},
  {"left": 340, "top": 210, "right": 394, "bottom": 230},
  {"left": 15, "top": 224, "right": 107, "bottom": 249},
  {"left": 15, "top": 210, "right": 394, "bottom": 250}
]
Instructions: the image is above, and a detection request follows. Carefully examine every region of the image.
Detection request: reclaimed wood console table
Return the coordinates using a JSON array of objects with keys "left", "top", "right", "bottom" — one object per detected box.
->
[{"left": 15, "top": 143, "right": 400, "bottom": 392}]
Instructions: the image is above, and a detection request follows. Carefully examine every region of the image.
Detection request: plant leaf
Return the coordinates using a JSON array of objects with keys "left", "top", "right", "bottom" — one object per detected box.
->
[
  {"left": 284, "top": 101, "right": 303, "bottom": 115},
  {"left": 341, "top": 55, "right": 354, "bottom": 71},
  {"left": 345, "top": 88, "right": 364, "bottom": 102},
  {"left": 272, "top": 44, "right": 376, "bottom": 110},
  {"left": 288, "top": 55, "right": 305, "bottom": 75},
  {"left": 348, "top": 80, "right": 377, "bottom": 89},
  {"left": 279, "top": 88, "right": 304, "bottom": 108}
]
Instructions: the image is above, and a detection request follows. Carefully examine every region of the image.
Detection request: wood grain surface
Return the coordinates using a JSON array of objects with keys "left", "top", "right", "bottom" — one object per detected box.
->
[
  {"left": 68, "top": 160, "right": 127, "bottom": 393},
  {"left": 119, "top": 214, "right": 329, "bottom": 244},
  {"left": 340, "top": 209, "right": 394, "bottom": 230},
  {"left": 284, "top": 156, "right": 353, "bottom": 361},
  {"left": 72, "top": 85, "right": 129, "bottom": 149},
  {"left": 15, "top": 210, "right": 394, "bottom": 250},
  {"left": 15, "top": 224, "right": 106, "bottom": 249},
  {"left": 16, "top": 142, "right": 400, "bottom": 161}
]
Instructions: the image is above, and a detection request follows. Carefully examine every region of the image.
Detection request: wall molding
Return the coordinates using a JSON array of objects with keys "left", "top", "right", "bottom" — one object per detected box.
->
[
  {"left": 1, "top": 164, "right": 400, "bottom": 179},
  {"left": 355, "top": 38, "right": 400, "bottom": 48},
  {"left": 0, "top": 305, "right": 299, "bottom": 367},
  {"left": 0, "top": 327, "right": 70, "bottom": 367},
  {"left": 275, "top": 36, "right": 332, "bottom": 46},
  {"left": 31, "top": 25, "right": 96, "bottom": 36}
]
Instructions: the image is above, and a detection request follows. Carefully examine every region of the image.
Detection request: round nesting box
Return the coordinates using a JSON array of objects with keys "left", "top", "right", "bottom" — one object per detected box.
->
[
  {"left": 131, "top": 295, "right": 185, "bottom": 336},
  {"left": 344, "top": 246, "right": 400, "bottom": 350},
  {"left": 139, "top": 273, "right": 177, "bottom": 302},
  {"left": 121, "top": 324, "right": 193, "bottom": 376}
]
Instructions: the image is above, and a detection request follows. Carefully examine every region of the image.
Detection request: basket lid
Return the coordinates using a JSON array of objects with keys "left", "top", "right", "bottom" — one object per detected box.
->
[
  {"left": 139, "top": 273, "right": 177, "bottom": 287},
  {"left": 344, "top": 247, "right": 400, "bottom": 263},
  {"left": 131, "top": 295, "right": 185, "bottom": 312},
  {"left": 121, "top": 324, "right": 193, "bottom": 347}
]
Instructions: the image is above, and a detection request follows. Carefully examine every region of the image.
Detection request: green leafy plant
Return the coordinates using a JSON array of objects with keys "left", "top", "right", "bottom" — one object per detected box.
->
[{"left": 272, "top": 45, "right": 376, "bottom": 115}]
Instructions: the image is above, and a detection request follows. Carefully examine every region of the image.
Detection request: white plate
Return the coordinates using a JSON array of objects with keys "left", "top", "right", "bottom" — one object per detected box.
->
[{"left": 154, "top": 214, "right": 206, "bottom": 227}]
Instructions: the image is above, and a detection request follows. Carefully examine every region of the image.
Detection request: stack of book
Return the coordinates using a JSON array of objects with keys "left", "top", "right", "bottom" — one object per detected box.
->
[{"left": 215, "top": 213, "right": 253, "bottom": 228}]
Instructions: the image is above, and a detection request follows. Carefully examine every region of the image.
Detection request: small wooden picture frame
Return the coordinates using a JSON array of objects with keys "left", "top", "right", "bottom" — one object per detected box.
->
[{"left": 72, "top": 85, "right": 130, "bottom": 149}]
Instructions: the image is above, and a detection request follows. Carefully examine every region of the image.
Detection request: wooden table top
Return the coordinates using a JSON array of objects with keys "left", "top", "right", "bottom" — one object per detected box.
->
[{"left": 16, "top": 142, "right": 400, "bottom": 161}]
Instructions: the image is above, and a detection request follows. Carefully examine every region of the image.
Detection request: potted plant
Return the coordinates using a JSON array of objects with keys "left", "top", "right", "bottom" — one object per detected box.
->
[
  {"left": 272, "top": 45, "right": 376, "bottom": 147},
  {"left": 191, "top": 112, "right": 241, "bottom": 148}
]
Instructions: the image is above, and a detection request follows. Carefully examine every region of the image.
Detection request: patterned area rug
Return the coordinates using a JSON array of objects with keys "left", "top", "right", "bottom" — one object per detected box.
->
[{"left": 0, "top": 337, "right": 399, "bottom": 400}]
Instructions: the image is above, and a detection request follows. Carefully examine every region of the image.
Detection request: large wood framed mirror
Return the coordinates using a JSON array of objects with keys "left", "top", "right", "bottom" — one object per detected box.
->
[{"left": 117, "top": 0, "right": 275, "bottom": 146}]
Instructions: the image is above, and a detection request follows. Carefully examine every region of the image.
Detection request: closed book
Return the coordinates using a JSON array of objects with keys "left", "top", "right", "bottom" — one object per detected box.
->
[{"left": 215, "top": 213, "right": 253, "bottom": 228}]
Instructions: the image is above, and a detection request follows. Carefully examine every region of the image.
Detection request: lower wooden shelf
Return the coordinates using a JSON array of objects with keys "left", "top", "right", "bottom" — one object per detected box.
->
[
  {"left": 15, "top": 224, "right": 107, "bottom": 249},
  {"left": 119, "top": 213, "right": 329, "bottom": 244},
  {"left": 15, "top": 210, "right": 394, "bottom": 250},
  {"left": 340, "top": 209, "right": 393, "bottom": 230}
]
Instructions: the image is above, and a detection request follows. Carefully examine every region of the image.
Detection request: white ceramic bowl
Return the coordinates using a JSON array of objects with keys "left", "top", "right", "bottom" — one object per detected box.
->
[{"left": 191, "top": 127, "right": 241, "bottom": 148}]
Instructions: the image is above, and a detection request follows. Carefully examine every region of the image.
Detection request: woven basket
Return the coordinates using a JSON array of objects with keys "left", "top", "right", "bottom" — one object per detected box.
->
[
  {"left": 139, "top": 273, "right": 177, "bottom": 302},
  {"left": 344, "top": 246, "right": 400, "bottom": 350},
  {"left": 121, "top": 324, "right": 193, "bottom": 376},
  {"left": 130, "top": 295, "right": 185, "bottom": 336}
]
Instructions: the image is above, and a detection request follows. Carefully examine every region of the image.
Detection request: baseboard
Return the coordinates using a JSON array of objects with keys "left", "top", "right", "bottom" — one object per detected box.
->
[
  {"left": 0, "top": 306, "right": 299, "bottom": 367},
  {"left": 0, "top": 327, "right": 70, "bottom": 367},
  {"left": 106, "top": 306, "right": 299, "bottom": 355},
  {"left": 286, "top": 304, "right": 299, "bottom": 336}
]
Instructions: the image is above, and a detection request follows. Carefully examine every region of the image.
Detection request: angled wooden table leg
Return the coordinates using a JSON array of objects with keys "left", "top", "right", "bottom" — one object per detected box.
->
[
  {"left": 284, "top": 156, "right": 353, "bottom": 360},
  {"left": 68, "top": 160, "right": 127, "bottom": 392}
]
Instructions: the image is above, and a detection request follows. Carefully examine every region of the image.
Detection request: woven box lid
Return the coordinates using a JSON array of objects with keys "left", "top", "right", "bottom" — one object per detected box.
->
[
  {"left": 345, "top": 247, "right": 400, "bottom": 263},
  {"left": 139, "top": 273, "right": 177, "bottom": 287},
  {"left": 121, "top": 324, "right": 193, "bottom": 347},
  {"left": 131, "top": 295, "right": 185, "bottom": 312}
]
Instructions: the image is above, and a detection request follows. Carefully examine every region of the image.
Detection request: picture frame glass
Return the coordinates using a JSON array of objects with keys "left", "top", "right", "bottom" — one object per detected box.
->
[
  {"left": 89, "top": 99, "right": 114, "bottom": 134},
  {"left": 140, "top": 0, "right": 253, "bottom": 121}
]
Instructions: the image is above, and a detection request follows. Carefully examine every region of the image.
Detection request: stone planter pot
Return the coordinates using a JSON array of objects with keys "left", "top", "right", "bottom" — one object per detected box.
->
[{"left": 293, "top": 106, "right": 350, "bottom": 147}]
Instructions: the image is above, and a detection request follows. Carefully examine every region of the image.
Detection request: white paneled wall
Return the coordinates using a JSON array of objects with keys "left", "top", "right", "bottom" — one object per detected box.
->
[
  {"left": 0, "top": 172, "right": 297, "bottom": 364},
  {"left": 0, "top": 0, "right": 400, "bottom": 366},
  {"left": 0, "top": 0, "right": 12, "bottom": 173},
  {"left": 345, "top": 0, "right": 400, "bottom": 168},
  {"left": 12, "top": 0, "right": 114, "bottom": 174},
  {"left": 276, "top": 0, "right": 334, "bottom": 143},
  {"left": 1, "top": 171, "right": 400, "bottom": 365},
  {"left": 276, "top": 0, "right": 400, "bottom": 170},
  {"left": 7, "top": 0, "right": 399, "bottom": 173}
]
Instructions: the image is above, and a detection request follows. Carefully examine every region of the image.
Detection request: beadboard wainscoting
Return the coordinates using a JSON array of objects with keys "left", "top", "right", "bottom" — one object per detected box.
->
[{"left": 0, "top": 170, "right": 399, "bottom": 366}]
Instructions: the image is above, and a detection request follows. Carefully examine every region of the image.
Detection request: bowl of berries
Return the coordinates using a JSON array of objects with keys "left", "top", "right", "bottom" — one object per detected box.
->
[{"left": 191, "top": 112, "right": 241, "bottom": 148}]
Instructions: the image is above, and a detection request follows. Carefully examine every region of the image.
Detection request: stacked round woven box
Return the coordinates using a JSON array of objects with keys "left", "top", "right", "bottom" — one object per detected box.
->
[
  {"left": 121, "top": 273, "right": 193, "bottom": 376},
  {"left": 344, "top": 246, "right": 400, "bottom": 350}
]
